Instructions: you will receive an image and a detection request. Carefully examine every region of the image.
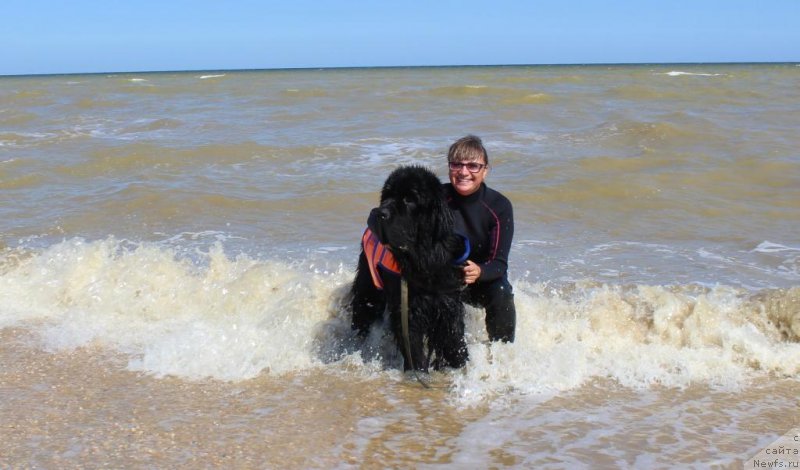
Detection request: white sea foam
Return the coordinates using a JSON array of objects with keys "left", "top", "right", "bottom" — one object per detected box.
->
[
  {"left": 2, "top": 237, "right": 797, "bottom": 399},
  {"left": 753, "top": 241, "right": 800, "bottom": 253},
  {"left": 450, "top": 281, "right": 800, "bottom": 404},
  {"left": 0, "top": 238, "right": 350, "bottom": 380},
  {"left": 199, "top": 74, "right": 226, "bottom": 79},
  {"left": 697, "top": 247, "right": 731, "bottom": 262},
  {"left": 516, "top": 239, "right": 554, "bottom": 247},
  {"left": 315, "top": 246, "right": 348, "bottom": 253},
  {"left": 663, "top": 71, "right": 724, "bottom": 77},
  {"left": 329, "top": 137, "right": 439, "bottom": 171}
]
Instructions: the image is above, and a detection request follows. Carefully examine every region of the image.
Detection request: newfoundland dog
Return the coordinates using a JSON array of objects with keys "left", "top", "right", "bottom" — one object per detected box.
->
[{"left": 350, "top": 165, "right": 469, "bottom": 372}]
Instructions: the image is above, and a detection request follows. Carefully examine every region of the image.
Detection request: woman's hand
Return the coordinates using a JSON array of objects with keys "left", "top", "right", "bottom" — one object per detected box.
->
[{"left": 463, "top": 260, "right": 481, "bottom": 284}]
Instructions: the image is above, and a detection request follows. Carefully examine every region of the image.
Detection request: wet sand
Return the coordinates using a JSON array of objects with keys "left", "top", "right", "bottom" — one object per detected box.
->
[
  {"left": 0, "top": 328, "right": 487, "bottom": 468},
  {"left": 1, "top": 327, "right": 798, "bottom": 469}
]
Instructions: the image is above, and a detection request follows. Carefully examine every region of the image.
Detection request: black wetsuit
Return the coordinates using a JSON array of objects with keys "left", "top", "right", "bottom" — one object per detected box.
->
[{"left": 445, "top": 182, "right": 516, "bottom": 342}]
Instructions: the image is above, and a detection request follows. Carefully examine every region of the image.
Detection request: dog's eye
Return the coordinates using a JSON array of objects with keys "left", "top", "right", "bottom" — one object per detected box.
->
[{"left": 403, "top": 197, "right": 417, "bottom": 210}]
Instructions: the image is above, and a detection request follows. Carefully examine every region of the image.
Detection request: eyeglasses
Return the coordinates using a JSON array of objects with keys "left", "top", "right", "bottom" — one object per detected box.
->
[{"left": 448, "top": 161, "right": 486, "bottom": 173}]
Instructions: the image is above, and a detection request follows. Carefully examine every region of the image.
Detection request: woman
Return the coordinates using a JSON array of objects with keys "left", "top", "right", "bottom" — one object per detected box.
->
[{"left": 444, "top": 135, "right": 516, "bottom": 342}]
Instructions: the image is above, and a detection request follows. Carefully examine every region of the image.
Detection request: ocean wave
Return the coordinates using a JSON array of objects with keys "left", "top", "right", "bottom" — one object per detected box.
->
[
  {"left": 0, "top": 110, "right": 37, "bottom": 126},
  {"left": 662, "top": 71, "right": 725, "bottom": 77},
  {"left": 281, "top": 88, "right": 328, "bottom": 98},
  {"left": 564, "top": 118, "right": 715, "bottom": 151},
  {"left": 0, "top": 172, "right": 43, "bottom": 190},
  {"left": 609, "top": 84, "right": 687, "bottom": 101},
  {"left": 0, "top": 89, "right": 53, "bottom": 106},
  {"left": 333, "top": 137, "right": 439, "bottom": 168},
  {"left": 50, "top": 141, "right": 300, "bottom": 178},
  {"left": 1, "top": 238, "right": 797, "bottom": 401},
  {"left": 117, "top": 117, "right": 183, "bottom": 134},
  {"left": 495, "top": 73, "right": 585, "bottom": 85},
  {"left": 74, "top": 97, "right": 126, "bottom": 109},
  {"left": 0, "top": 132, "right": 45, "bottom": 148},
  {"left": 613, "top": 81, "right": 766, "bottom": 103},
  {"left": 753, "top": 241, "right": 800, "bottom": 254},
  {"left": 0, "top": 128, "right": 103, "bottom": 148},
  {"left": 404, "top": 85, "right": 554, "bottom": 104}
]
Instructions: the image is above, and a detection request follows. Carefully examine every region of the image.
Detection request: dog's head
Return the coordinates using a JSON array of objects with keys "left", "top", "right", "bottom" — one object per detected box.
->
[{"left": 371, "top": 165, "right": 454, "bottom": 255}]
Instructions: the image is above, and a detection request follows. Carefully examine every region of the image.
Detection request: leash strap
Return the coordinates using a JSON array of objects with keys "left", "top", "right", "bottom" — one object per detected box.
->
[{"left": 400, "top": 278, "right": 429, "bottom": 389}]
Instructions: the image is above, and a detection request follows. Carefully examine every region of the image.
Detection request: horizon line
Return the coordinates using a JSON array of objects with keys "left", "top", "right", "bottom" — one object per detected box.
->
[{"left": 2, "top": 60, "right": 798, "bottom": 79}]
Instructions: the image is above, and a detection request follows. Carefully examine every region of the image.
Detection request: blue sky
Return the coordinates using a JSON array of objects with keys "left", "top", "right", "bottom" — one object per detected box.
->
[{"left": 3, "top": 0, "right": 798, "bottom": 75}]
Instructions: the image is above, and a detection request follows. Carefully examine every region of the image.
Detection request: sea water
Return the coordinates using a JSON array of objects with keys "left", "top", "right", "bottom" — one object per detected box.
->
[{"left": 1, "top": 64, "right": 798, "bottom": 468}]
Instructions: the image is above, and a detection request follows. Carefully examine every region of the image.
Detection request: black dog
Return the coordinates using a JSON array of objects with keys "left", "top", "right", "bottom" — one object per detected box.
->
[{"left": 350, "top": 165, "right": 469, "bottom": 372}]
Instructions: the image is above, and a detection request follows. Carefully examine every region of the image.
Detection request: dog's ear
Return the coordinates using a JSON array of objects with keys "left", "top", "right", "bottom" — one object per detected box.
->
[{"left": 429, "top": 186, "right": 454, "bottom": 241}]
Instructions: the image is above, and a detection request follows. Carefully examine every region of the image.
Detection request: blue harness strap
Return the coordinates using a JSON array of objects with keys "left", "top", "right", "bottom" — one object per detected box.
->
[{"left": 452, "top": 232, "right": 471, "bottom": 265}]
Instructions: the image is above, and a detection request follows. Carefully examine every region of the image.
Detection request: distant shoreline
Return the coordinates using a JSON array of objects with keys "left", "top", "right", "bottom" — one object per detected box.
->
[{"left": 2, "top": 61, "right": 798, "bottom": 79}]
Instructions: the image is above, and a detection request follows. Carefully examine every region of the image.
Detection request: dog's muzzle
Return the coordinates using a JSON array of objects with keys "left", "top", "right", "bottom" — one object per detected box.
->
[{"left": 368, "top": 206, "right": 391, "bottom": 246}]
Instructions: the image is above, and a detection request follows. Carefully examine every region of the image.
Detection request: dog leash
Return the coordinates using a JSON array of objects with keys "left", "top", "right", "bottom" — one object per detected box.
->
[{"left": 400, "top": 278, "right": 430, "bottom": 389}]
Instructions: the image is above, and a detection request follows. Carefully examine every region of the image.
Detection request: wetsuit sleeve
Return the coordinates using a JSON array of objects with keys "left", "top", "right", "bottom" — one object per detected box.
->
[{"left": 478, "top": 196, "right": 514, "bottom": 282}]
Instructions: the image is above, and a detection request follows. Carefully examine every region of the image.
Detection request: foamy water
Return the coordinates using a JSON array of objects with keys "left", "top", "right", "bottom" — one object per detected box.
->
[
  {"left": 1, "top": 64, "right": 799, "bottom": 467},
  {"left": 3, "top": 237, "right": 797, "bottom": 391}
]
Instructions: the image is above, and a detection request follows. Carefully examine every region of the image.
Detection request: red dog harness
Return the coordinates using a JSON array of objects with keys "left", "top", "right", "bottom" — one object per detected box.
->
[
  {"left": 361, "top": 227, "right": 471, "bottom": 290},
  {"left": 362, "top": 228, "right": 401, "bottom": 290}
]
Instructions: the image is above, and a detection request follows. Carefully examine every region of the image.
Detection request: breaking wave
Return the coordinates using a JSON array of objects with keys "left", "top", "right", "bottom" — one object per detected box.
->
[{"left": 1, "top": 237, "right": 797, "bottom": 402}]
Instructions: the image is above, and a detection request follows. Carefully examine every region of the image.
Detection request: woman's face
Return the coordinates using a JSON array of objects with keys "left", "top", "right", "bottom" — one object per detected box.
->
[{"left": 448, "top": 158, "right": 488, "bottom": 196}]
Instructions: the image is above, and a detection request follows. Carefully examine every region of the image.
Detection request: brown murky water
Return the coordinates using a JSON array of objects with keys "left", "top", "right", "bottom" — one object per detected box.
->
[{"left": 2, "top": 64, "right": 799, "bottom": 468}]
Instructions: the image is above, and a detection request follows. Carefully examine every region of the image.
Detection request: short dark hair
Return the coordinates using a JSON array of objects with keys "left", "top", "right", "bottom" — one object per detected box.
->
[{"left": 447, "top": 135, "right": 489, "bottom": 166}]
